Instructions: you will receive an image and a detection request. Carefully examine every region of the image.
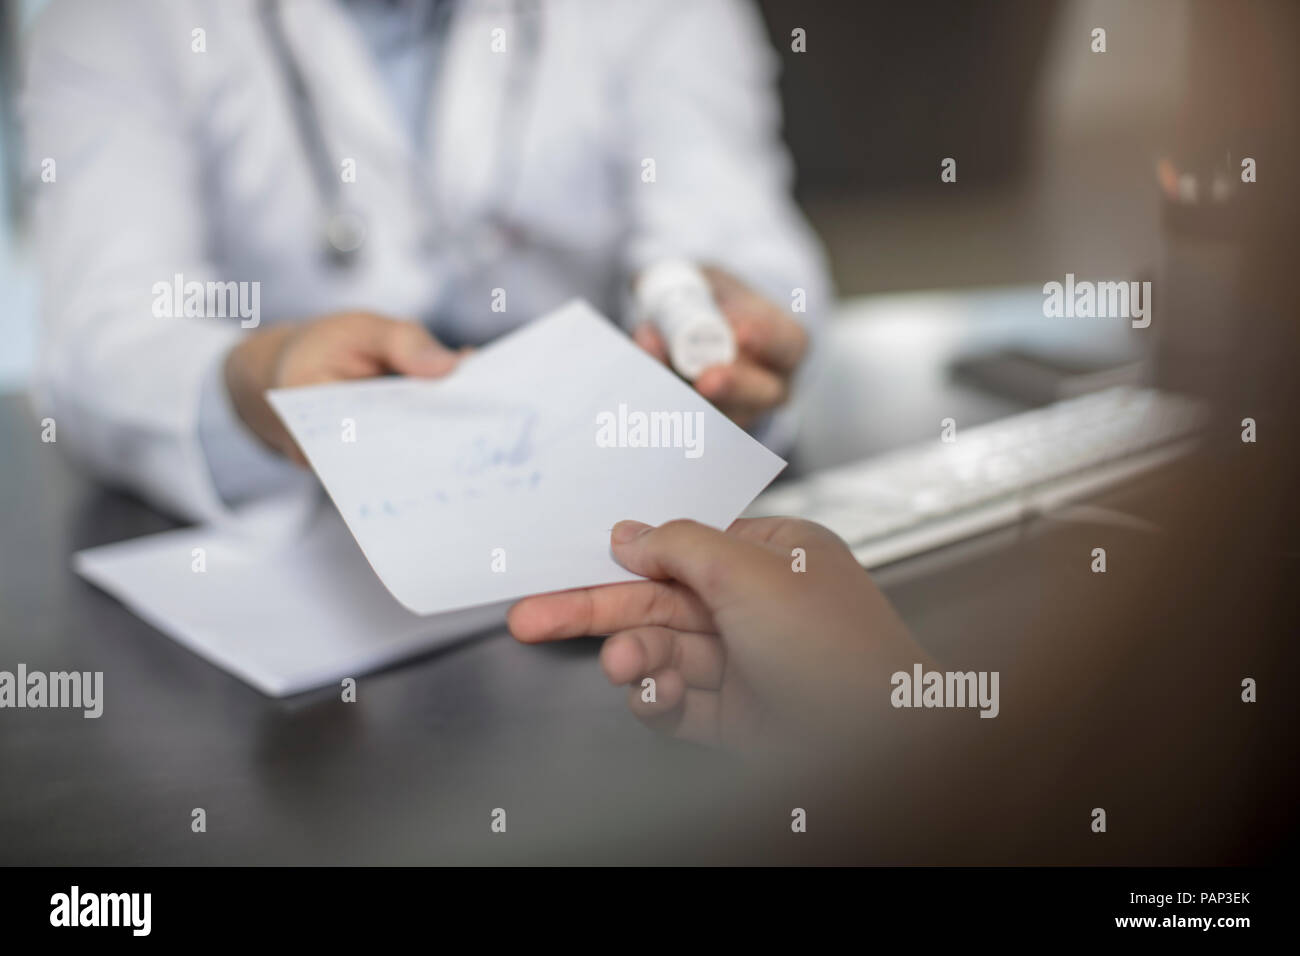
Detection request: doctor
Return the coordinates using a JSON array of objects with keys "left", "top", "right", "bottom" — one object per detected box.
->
[{"left": 22, "top": 0, "right": 829, "bottom": 522}]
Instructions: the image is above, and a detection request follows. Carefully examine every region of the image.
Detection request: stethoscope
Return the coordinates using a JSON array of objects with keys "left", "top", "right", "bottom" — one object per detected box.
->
[{"left": 258, "top": 0, "right": 541, "bottom": 272}]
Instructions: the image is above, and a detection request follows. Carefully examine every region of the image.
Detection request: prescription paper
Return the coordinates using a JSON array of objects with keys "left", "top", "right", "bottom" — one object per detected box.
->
[
  {"left": 74, "top": 499, "right": 510, "bottom": 696},
  {"left": 267, "top": 299, "right": 787, "bottom": 616}
]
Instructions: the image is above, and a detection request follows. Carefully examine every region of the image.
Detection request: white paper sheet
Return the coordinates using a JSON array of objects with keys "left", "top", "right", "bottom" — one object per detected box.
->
[
  {"left": 74, "top": 500, "right": 508, "bottom": 697},
  {"left": 73, "top": 300, "right": 783, "bottom": 696},
  {"left": 266, "top": 300, "right": 787, "bottom": 616}
]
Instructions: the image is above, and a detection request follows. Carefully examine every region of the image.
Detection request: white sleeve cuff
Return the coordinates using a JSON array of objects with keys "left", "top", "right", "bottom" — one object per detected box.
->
[{"left": 196, "top": 353, "right": 313, "bottom": 507}]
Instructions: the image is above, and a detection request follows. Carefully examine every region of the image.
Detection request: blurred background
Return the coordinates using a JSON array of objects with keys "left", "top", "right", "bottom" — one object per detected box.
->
[
  {"left": 764, "top": 0, "right": 1183, "bottom": 296},
  {"left": 0, "top": 0, "right": 1186, "bottom": 390}
]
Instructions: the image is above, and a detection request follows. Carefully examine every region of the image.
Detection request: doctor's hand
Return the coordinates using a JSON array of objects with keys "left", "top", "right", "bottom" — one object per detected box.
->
[
  {"left": 508, "top": 517, "right": 920, "bottom": 753},
  {"left": 633, "top": 266, "right": 808, "bottom": 429},
  {"left": 223, "top": 312, "right": 462, "bottom": 465}
]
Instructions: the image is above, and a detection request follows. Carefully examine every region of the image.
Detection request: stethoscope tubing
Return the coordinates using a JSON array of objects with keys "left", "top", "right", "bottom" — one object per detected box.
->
[{"left": 259, "top": 0, "right": 541, "bottom": 272}]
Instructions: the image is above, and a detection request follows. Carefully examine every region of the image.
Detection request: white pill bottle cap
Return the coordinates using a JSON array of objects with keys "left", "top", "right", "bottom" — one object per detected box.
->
[{"left": 635, "top": 259, "right": 737, "bottom": 380}]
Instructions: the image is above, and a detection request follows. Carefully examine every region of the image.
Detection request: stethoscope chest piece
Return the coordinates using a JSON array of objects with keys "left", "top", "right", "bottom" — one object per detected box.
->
[
  {"left": 263, "top": 0, "right": 539, "bottom": 275},
  {"left": 324, "top": 209, "right": 368, "bottom": 266}
]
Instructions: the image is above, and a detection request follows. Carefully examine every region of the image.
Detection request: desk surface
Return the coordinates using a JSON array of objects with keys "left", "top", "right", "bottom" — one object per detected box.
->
[{"left": 0, "top": 290, "right": 1153, "bottom": 864}]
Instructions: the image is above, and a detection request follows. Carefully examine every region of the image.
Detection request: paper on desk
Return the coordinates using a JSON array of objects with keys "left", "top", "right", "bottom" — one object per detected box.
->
[
  {"left": 74, "top": 499, "right": 508, "bottom": 697},
  {"left": 266, "top": 300, "right": 787, "bottom": 616}
]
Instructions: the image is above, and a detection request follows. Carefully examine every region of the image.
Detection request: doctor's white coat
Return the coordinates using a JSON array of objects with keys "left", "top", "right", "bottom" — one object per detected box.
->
[{"left": 21, "top": 0, "right": 829, "bottom": 522}]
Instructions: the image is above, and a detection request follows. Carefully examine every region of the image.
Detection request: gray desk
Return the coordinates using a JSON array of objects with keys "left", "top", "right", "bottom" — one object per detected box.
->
[{"left": 0, "top": 288, "right": 1154, "bottom": 864}]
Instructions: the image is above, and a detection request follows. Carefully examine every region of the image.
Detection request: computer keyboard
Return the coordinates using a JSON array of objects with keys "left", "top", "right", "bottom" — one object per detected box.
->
[{"left": 746, "top": 386, "right": 1206, "bottom": 568}]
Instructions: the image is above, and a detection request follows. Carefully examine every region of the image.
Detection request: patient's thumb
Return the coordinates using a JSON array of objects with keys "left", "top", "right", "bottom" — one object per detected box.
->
[{"left": 610, "top": 519, "right": 765, "bottom": 608}]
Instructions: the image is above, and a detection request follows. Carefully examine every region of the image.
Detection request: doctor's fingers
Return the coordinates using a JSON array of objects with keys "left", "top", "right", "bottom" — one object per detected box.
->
[
  {"left": 370, "top": 318, "right": 460, "bottom": 377},
  {"left": 601, "top": 626, "right": 726, "bottom": 689},
  {"left": 702, "top": 266, "right": 808, "bottom": 373},
  {"left": 272, "top": 314, "right": 456, "bottom": 384},
  {"left": 507, "top": 578, "right": 714, "bottom": 643},
  {"left": 729, "top": 301, "right": 809, "bottom": 374},
  {"left": 692, "top": 358, "right": 788, "bottom": 420},
  {"left": 632, "top": 322, "right": 670, "bottom": 365}
]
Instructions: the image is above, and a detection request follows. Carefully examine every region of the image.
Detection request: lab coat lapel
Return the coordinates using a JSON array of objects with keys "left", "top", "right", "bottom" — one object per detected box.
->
[
  {"left": 427, "top": 0, "right": 522, "bottom": 230},
  {"left": 274, "top": 0, "right": 416, "bottom": 181},
  {"left": 270, "top": 0, "right": 445, "bottom": 317}
]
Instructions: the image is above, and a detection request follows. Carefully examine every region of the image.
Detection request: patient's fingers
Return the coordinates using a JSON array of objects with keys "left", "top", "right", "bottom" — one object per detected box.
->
[
  {"left": 627, "top": 668, "right": 687, "bottom": 727},
  {"left": 726, "top": 515, "right": 827, "bottom": 551},
  {"left": 508, "top": 579, "right": 713, "bottom": 643},
  {"left": 609, "top": 519, "right": 783, "bottom": 611},
  {"left": 628, "top": 680, "right": 723, "bottom": 748},
  {"left": 671, "top": 690, "right": 724, "bottom": 747},
  {"left": 601, "top": 627, "right": 726, "bottom": 689}
]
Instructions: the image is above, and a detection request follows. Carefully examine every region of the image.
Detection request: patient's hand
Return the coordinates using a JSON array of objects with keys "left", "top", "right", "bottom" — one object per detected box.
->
[
  {"left": 633, "top": 267, "right": 808, "bottom": 429},
  {"left": 224, "top": 312, "right": 463, "bottom": 465},
  {"left": 508, "top": 517, "right": 920, "bottom": 752}
]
